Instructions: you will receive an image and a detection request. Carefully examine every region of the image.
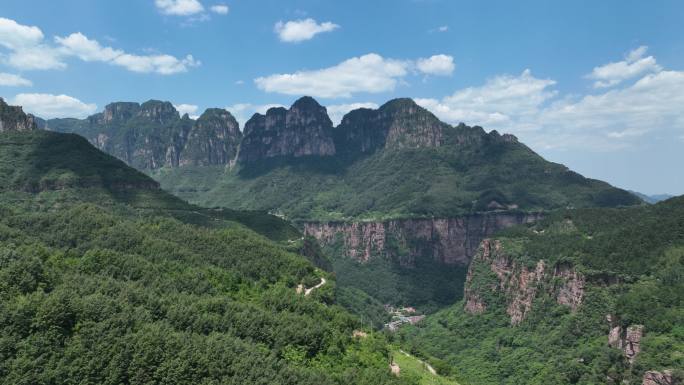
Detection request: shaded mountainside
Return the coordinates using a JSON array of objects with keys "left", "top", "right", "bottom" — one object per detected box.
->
[
  {"left": 398, "top": 196, "right": 684, "bottom": 385},
  {"left": 156, "top": 97, "right": 640, "bottom": 222},
  {"left": 0, "top": 101, "right": 415, "bottom": 385},
  {"left": 47, "top": 100, "right": 242, "bottom": 170}
]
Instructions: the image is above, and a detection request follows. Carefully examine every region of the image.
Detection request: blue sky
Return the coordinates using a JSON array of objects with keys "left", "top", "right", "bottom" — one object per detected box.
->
[{"left": 0, "top": 0, "right": 683, "bottom": 195}]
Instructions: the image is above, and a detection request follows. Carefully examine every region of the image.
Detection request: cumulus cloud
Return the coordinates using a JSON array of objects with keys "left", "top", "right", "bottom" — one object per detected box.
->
[
  {"left": 326, "top": 102, "right": 379, "bottom": 125},
  {"left": 255, "top": 53, "right": 411, "bottom": 98},
  {"left": 274, "top": 18, "right": 339, "bottom": 43},
  {"left": 0, "top": 18, "right": 199, "bottom": 74},
  {"left": 0, "top": 72, "right": 32, "bottom": 87},
  {"left": 416, "top": 54, "right": 455, "bottom": 76},
  {"left": 255, "top": 53, "right": 455, "bottom": 98},
  {"left": 174, "top": 103, "right": 199, "bottom": 118},
  {"left": 226, "top": 103, "right": 285, "bottom": 127},
  {"left": 586, "top": 46, "right": 661, "bottom": 88},
  {"left": 12, "top": 93, "right": 97, "bottom": 119},
  {"left": 155, "top": 0, "right": 204, "bottom": 16},
  {"left": 416, "top": 69, "right": 556, "bottom": 127},
  {"left": 438, "top": 25, "right": 449, "bottom": 32},
  {"left": 210, "top": 4, "right": 229, "bottom": 14},
  {"left": 416, "top": 49, "right": 684, "bottom": 152},
  {"left": 55, "top": 32, "right": 200, "bottom": 74}
]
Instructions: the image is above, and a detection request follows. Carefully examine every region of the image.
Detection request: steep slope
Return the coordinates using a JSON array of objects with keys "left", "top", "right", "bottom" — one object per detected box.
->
[
  {"left": 0, "top": 100, "right": 410, "bottom": 384},
  {"left": 47, "top": 100, "right": 242, "bottom": 169},
  {"left": 399, "top": 197, "right": 684, "bottom": 385}
]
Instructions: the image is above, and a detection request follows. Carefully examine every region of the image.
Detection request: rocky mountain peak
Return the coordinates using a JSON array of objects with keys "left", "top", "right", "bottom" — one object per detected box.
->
[
  {"left": 0, "top": 97, "right": 37, "bottom": 132},
  {"left": 103, "top": 102, "right": 140, "bottom": 123},
  {"left": 334, "top": 97, "right": 447, "bottom": 154},
  {"left": 237, "top": 97, "right": 336, "bottom": 163},
  {"left": 179, "top": 107, "right": 242, "bottom": 167},
  {"left": 137, "top": 100, "right": 179, "bottom": 124}
]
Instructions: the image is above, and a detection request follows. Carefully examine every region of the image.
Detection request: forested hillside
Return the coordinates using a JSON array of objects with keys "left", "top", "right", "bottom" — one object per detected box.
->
[
  {"left": 398, "top": 197, "right": 684, "bottom": 384},
  {"left": 0, "top": 103, "right": 413, "bottom": 384}
]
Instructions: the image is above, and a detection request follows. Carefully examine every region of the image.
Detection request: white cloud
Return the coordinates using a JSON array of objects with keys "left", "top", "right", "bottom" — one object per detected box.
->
[
  {"left": 417, "top": 51, "right": 684, "bottom": 153},
  {"left": 55, "top": 32, "right": 199, "bottom": 74},
  {"left": 155, "top": 0, "right": 204, "bottom": 16},
  {"left": 55, "top": 32, "right": 120, "bottom": 61},
  {"left": 274, "top": 18, "right": 339, "bottom": 43},
  {"left": 12, "top": 93, "right": 97, "bottom": 119},
  {"left": 0, "top": 19, "right": 199, "bottom": 75},
  {"left": 111, "top": 53, "right": 199, "bottom": 75},
  {"left": 210, "top": 4, "right": 229, "bottom": 14},
  {"left": 174, "top": 103, "right": 199, "bottom": 117},
  {"left": 0, "top": 17, "right": 43, "bottom": 50},
  {"left": 416, "top": 69, "right": 556, "bottom": 127},
  {"left": 438, "top": 25, "right": 448, "bottom": 32},
  {"left": 226, "top": 103, "right": 285, "bottom": 127},
  {"left": 0, "top": 72, "right": 32, "bottom": 87},
  {"left": 586, "top": 46, "right": 661, "bottom": 88},
  {"left": 416, "top": 54, "right": 455, "bottom": 76},
  {"left": 326, "top": 102, "right": 379, "bottom": 125},
  {"left": 255, "top": 53, "right": 410, "bottom": 98},
  {"left": 0, "top": 17, "right": 65, "bottom": 70}
]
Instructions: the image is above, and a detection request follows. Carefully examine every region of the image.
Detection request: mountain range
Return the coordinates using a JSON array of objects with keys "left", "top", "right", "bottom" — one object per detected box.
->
[
  {"left": 48, "top": 95, "right": 644, "bottom": 312},
  {"left": 3, "top": 94, "right": 680, "bottom": 385}
]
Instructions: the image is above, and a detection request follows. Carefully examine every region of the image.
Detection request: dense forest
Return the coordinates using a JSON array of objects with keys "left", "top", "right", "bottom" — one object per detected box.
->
[{"left": 0, "top": 129, "right": 416, "bottom": 384}]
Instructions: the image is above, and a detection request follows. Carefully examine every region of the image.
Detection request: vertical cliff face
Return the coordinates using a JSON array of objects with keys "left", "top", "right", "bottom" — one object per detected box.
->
[
  {"left": 238, "top": 96, "right": 336, "bottom": 163},
  {"left": 0, "top": 97, "right": 37, "bottom": 132},
  {"left": 47, "top": 101, "right": 241, "bottom": 170},
  {"left": 334, "top": 98, "right": 448, "bottom": 154},
  {"left": 303, "top": 212, "right": 541, "bottom": 266},
  {"left": 463, "top": 239, "right": 586, "bottom": 325},
  {"left": 180, "top": 108, "right": 242, "bottom": 166}
]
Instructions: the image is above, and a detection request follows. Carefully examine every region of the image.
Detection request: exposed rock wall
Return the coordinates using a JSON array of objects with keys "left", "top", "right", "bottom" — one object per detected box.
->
[
  {"left": 463, "top": 239, "right": 586, "bottom": 325},
  {"left": 47, "top": 101, "right": 241, "bottom": 169},
  {"left": 642, "top": 370, "right": 675, "bottom": 385},
  {"left": 238, "top": 96, "right": 336, "bottom": 163},
  {"left": 607, "top": 316, "right": 645, "bottom": 364},
  {"left": 303, "top": 212, "right": 541, "bottom": 265},
  {"left": 0, "top": 97, "right": 36, "bottom": 132}
]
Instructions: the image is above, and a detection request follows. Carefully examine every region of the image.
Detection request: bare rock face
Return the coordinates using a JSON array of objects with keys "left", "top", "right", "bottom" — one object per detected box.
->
[
  {"left": 48, "top": 101, "right": 242, "bottom": 170},
  {"left": 0, "top": 97, "right": 37, "bottom": 132},
  {"left": 102, "top": 102, "right": 140, "bottom": 123},
  {"left": 642, "top": 370, "right": 675, "bottom": 385},
  {"left": 463, "top": 238, "right": 587, "bottom": 325},
  {"left": 606, "top": 316, "right": 645, "bottom": 364},
  {"left": 180, "top": 108, "right": 242, "bottom": 166},
  {"left": 554, "top": 263, "right": 586, "bottom": 311},
  {"left": 238, "top": 96, "right": 336, "bottom": 163},
  {"left": 303, "top": 212, "right": 541, "bottom": 266},
  {"left": 624, "top": 325, "right": 644, "bottom": 364},
  {"left": 334, "top": 98, "right": 448, "bottom": 154}
]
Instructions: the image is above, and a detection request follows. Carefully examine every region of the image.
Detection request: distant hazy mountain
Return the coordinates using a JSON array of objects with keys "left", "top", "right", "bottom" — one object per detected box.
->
[{"left": 630, "top": 190, "right": 675, "bottom": 204}]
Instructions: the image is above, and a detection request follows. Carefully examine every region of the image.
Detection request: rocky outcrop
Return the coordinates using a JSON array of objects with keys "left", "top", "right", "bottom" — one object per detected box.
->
[
  {"left": 463, "top": 239, "right": 586, "bottom": 325},
  {"left": 238, "top": 97, "right": 335, "bottom": 163},
  {"left": 180, "top": 109, "right": 242, "bottom": 166},
  {"left": 642, "top": 370, "right": 675, "bottom": 385},
  {"left": 607, "top": 317, "right": 645, "bottom": 364},
  {"left": 334, "top": 98, "right": 447, "bottom": 154},
  {"left": 0, "top": 97, "right": 36, "bottom": 132},
  {"left": 303, "top": 212, "right": 541, "bottom": 265},
  {"left": 47, "top": 101, "right": 241, "bottom": 170}
]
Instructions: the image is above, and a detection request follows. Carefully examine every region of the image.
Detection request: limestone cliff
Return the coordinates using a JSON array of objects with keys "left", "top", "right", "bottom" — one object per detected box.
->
[
  {"left": 463, "top": 238, "right": 586, "bottom": 325},
  {"left": 303, "top": 212, "right": 541, "bottom": 266},
  {"left": 0, "top": 97, "right": 37, "bottom": 132},
  {"left": 180, "top": 108, "right": 242, "bottom": 166},
  {"left": 237, "top": 96, "right": 336, "bottom": 163},
  {"left": 47, "top": 101, "right": 241, "bottom": 170}
]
